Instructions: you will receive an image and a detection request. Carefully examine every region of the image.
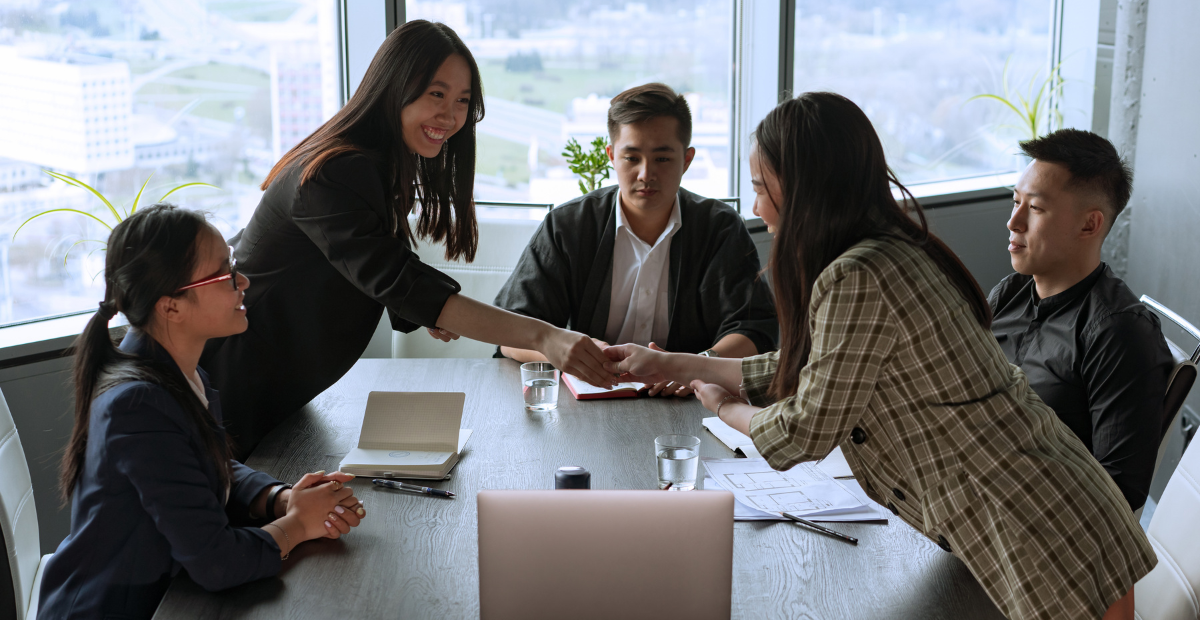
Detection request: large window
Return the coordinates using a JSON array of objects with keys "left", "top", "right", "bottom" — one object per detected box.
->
[
  {"left": 406, "top": 0, "right": 734, "bottom": 207},
  {"left": 0, "top": 0, "right": 339, "bottom": 326},
  {"left": 0, "top": 0, "right": 1067, "bottom": 328},
  {"left": 792, "top": 0, "right": 1053, "bottom": 186}
]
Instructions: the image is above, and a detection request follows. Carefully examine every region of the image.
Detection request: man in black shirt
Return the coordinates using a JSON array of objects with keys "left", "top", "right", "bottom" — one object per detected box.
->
[{"left": 988, "top": 128, "right": 1173, "bottom": 511}]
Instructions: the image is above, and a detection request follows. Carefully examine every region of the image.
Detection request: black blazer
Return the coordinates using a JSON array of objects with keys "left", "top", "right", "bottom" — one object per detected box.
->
[
  {"left": 493, "top": 185, "right": 777, "bottom": 355},
  {"left": 201, "top": 154, "right": 461, "bottom": 458},
  {"left": 37, "top": 330, "right": 282, "bottom": 620}
]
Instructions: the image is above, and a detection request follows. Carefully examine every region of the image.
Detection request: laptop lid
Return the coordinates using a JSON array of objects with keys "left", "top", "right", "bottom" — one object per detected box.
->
[{"left": 478, "top": 490, "right": 734, "bottom": 620}]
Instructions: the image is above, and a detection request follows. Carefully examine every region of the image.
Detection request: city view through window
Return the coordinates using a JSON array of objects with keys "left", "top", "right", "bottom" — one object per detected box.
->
[
  {"left": 406, "top": 0, "right": 735, "bottom": 209},
  {"left": 794, "top": 0, "right": 1053, "bottom": 185},
  {"left": 0, "top": 0, "right": 341, "bottom": 326},
  {"left": 0, "top": 1, "right": 1053, "bottom": 327}
]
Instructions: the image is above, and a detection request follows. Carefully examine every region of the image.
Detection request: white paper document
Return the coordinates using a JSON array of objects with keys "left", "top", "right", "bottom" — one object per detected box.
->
[
  {"left": 702, "top": 417, "right": 854, "bottom": 478},
  {"left": 702, "top": 458, "right": 887, "bottom": 522},
  {"left": 341, "top": 429, "right": 473, "bottom": 468}
]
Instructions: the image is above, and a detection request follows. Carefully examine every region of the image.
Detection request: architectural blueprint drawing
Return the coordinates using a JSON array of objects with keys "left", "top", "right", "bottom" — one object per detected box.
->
[{"left": 703, "top": 458, "right": 864, "bottom": 517}]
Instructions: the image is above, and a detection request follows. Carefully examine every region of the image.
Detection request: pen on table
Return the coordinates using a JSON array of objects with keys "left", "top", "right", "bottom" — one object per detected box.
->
[
  {"left": 781, "top": 512, "right": 858, "bottom": 545},
  {"left": 372, "top": 478, "right": 456, "bottom": 498}
]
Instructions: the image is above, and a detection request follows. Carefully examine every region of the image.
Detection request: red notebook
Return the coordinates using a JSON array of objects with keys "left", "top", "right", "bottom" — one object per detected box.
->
[{"left": 562, "top": 373, "right": 649, "bottom": 400}]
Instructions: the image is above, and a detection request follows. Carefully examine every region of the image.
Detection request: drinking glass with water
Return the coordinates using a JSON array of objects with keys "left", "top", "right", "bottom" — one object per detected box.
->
[
  {"left": 655, "top": 434, "right": 700, "bottom": 491},
  {"left": 521, "top": 362, "right": 559, "bottom": 411}
]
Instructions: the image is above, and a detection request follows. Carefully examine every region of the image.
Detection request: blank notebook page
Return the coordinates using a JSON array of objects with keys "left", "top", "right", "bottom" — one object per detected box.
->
[{"left": 357, "top": 391, "right": 465, "bottom": 452}]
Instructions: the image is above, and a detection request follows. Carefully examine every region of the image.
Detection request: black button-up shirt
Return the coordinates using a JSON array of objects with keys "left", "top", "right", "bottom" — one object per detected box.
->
[{"left": 988, "top": 263, "right": 1173, "bottom": 511}]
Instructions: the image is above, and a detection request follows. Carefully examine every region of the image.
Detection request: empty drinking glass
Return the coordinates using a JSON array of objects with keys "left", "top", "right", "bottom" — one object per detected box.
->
[
  {"left": 521, "top": 362, "right": 559, "bottom": 411},
  {"left": 655, "top": 434, "right": 700, "bottom": 491}
]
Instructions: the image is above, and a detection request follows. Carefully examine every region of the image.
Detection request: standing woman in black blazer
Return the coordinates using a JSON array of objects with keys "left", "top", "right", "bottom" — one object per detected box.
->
[
  {"left": 201, "top": 20, "right": 614, "bottom": 459},
  {"left": 38, "top": 205, "right": 363, "bottom": 619}
]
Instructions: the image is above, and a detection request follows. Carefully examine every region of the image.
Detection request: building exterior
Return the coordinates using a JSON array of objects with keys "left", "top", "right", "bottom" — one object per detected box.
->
[{"left": 0, "top": 46, "right": 134, "bottom": 173}]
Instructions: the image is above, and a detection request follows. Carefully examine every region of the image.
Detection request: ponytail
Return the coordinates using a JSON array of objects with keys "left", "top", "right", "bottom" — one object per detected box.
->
[{"left": 61, "top": 299, "right": 128, "bottom": 502}]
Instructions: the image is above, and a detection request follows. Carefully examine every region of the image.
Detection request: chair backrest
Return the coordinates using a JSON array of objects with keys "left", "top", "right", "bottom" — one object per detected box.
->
[
  {"left": 1135, "top": 432, "right": 1200, "bottom": 620},
  {"left": 1154, "top": 340, "right": 1198, "bottom": 474},
  {"left": 0, "top": 389, "right": 40, "bottom": 620},
  {"left": 393, "top": 216, "right": 545, "bottom": 359},
  {"left": 1140, "top": 296, "right": 1200, "bottom": 470}
]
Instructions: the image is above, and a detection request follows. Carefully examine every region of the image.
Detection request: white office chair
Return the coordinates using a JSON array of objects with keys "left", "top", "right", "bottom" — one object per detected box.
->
[
  {"left": 393, "top": 215, "right": 546, "bottom": 359},
  {"left": 1135, "top": 431, "right": 1200, "bottom": 620},
  {"left": 0, "top": 389, "right": 51, "bottom": 620},
  {"left": 1140, "top": 296, "right": 1200, "bottom": 477}
]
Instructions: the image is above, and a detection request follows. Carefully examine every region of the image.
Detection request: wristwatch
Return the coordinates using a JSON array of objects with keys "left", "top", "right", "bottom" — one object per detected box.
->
[
  {"left": 699, "top": 349, "right": 720, "bottom": 358},
  {"left": 265, "top": 483, "right": 293, "bottom": 521}
]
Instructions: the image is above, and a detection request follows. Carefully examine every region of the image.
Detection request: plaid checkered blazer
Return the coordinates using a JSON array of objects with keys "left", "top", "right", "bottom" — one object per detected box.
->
[{"left": 745, "top": 235, "right": 1156, "bottom": 620}]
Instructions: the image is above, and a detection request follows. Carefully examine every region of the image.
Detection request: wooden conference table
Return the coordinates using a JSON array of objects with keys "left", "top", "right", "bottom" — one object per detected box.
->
[{"left": 153, "top": 359, "right": 1005, "bottom": 620}]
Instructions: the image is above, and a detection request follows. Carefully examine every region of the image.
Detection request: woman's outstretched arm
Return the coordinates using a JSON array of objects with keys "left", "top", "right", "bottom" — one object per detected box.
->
[{"left": 435, "top": 294, "right": 615, "bottom": 389}]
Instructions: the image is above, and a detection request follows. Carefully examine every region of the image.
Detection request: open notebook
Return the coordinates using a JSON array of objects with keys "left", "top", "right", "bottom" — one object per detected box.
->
[
  {"left": 562, "top": 373, "right": 649, "bottom": 400},
  {"left": 338, "top": 392, "right": 472, "bottom": 479}
]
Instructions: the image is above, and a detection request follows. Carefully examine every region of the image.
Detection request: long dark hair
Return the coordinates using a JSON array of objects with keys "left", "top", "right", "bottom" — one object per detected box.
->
[
  {"left": 756, "top": 93, "right": 991, "bottom": 400},
  {"left": 62, "top": 204, "right": 232, "bottom": 501},
  {"left": 262, "top": 20, "right": 483, "bottom": 261}
]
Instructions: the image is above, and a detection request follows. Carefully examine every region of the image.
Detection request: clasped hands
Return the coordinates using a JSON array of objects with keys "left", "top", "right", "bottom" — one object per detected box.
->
[{"left": 271, "top": 471, "right": 366, "bottom": 545}]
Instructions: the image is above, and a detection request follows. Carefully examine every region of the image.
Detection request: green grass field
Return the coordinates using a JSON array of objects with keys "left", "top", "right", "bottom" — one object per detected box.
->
[{"left": 478, "top": 60, "right": 643, "bottom": 115}]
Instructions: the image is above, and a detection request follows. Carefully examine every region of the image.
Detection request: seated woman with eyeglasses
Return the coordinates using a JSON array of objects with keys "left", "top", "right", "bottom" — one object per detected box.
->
[{"left": 36, "top": 204, "right": 365, "bottom": 620}]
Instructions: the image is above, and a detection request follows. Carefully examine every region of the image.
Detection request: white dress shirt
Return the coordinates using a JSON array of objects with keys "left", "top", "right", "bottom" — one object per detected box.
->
[{"left": 604, "top": 192, "right": 682, "bottom": 347}]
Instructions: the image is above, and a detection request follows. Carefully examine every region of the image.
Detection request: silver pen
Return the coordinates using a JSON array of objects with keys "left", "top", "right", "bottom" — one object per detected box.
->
[{"left": 372, "top": 478, "right": 456, "bottom": 498}]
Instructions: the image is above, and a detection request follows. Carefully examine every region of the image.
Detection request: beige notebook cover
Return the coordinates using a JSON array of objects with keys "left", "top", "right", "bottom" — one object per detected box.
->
[{"left": 339, "top": 392, "right": 472, "bottom": 479}]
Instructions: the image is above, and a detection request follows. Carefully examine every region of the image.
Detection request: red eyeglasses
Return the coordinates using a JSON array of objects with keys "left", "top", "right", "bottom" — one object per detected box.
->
[{"left": 176, "top": 246, "right": 239, "bottom": 292}]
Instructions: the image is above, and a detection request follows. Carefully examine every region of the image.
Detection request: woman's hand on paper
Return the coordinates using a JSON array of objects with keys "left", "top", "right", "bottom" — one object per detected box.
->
[
  {"left": 645, "top": 343, "right": 693, "bottom": 397},
  {"left": 690, "top": 380, "right": 733, "bottom": 413},
  {"left": 692, "top": 380, "right": 758, "bottom": 436}
]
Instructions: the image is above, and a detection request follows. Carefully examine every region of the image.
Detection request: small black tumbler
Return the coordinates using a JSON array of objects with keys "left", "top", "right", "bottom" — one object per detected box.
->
[{"left": 554, "top": 466, "right": 591, "bottom": 489}]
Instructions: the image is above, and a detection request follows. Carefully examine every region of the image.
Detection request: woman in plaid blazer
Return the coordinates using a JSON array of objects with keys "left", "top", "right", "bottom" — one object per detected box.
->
[{"left": 604, "top": 92, "right": 1155, "bottom": 620}]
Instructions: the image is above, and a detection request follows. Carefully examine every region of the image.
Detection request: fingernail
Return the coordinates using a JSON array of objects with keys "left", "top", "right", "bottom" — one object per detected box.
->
[
  {"left": 356, "top": 507, "right": 366, "bottom": 517},
  {"left": 325, "top": 520, "right": 332, "bottom": 528},
  {"left": 329, "top": 513, "right": 338, "bottom": 521},
  {"left": 315, "top": 470, "right": 326, "bottom": 475},
  {"left": 342, "top": 473, "right": 355, "bottom": 479},
  {"left": 335, "top": 506, "right": 345, "bottom": 514}
]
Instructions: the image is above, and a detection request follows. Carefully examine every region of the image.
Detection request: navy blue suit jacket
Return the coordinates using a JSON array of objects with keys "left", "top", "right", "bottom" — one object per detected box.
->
[{"left": 38, "top": 330, "right": 283, "bottom": 619}]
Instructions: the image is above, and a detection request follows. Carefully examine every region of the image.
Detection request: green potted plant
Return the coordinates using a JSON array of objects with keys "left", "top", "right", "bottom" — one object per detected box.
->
[
  {"left": 969, "top": 58, "right": 1066, "bottom": 142},
  {"left": 561, "top": 136, "right": 611, "bottom": 195},
  {"left": 13, "top": 171, "right": 215, "bottom": 264}
]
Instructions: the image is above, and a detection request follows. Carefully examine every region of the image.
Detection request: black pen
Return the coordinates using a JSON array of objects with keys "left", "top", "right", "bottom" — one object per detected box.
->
[
  {"left": 782, "top": 512, "right": 858, "bottom": 545},
  {"left": 372, "top": 478, "right": 456, "bottom": 498}
]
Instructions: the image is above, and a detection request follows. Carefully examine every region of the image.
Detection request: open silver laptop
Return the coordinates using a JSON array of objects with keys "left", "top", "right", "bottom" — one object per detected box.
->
[{"left": 477, "top": 490, "right": 735, "bottom": 620}]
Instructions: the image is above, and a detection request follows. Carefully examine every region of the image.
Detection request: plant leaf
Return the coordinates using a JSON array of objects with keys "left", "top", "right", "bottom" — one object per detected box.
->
[
  {"left": 131, "top": 173, "right": 154, "bottom": 215},
  {"left": 62, "top": 238, "right": 107, "bottom": 266},
  {"left": 967, "top": 93, "right": 1026, "bottom": 120},
  {"left": 12, "top": 208, "right": 114, "bottom": 240},
  {"left": 43, "top": 171, "right": 122, "bottom": 224},
  {"left": 43, "top": 169, "right": 82, "bottom": 187},
  {"left": 158, "top": 182, "right": 218, "bottom": 202}
]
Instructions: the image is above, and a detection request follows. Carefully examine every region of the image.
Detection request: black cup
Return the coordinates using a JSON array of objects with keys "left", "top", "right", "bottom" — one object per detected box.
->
[{"left": 554, "top": 466, "right": 591, "bottom": 489}]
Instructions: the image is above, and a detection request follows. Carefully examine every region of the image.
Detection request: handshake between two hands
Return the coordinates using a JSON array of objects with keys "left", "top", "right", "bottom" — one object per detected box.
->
[{"left": 424, "top": 326, "right": 729, "bottom": 404}]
